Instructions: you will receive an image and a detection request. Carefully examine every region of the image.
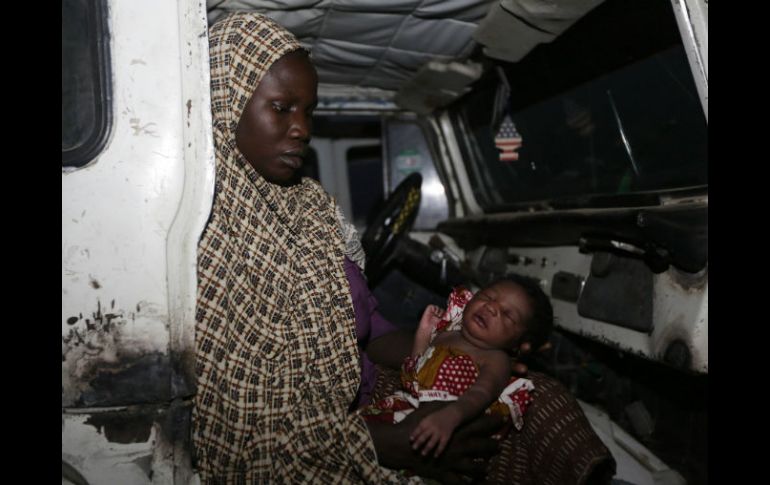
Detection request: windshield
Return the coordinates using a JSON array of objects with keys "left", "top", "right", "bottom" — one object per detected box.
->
[{"left": 453, "top": 2, "right": 707, "bottom": 212}]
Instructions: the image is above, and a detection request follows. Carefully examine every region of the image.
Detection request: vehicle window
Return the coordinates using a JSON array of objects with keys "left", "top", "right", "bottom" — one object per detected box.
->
[
  {"left": 347, "top": 145, "right": 384, "bottom": 229},
  {"left": 62, "top": 0, "right": 111, "bottom": 168},
  {"left": 453, "top": 1, "right": 707, "bottom": 212},
  {"left": 384, "top": 119, "right": 449, "bottom": 230}
]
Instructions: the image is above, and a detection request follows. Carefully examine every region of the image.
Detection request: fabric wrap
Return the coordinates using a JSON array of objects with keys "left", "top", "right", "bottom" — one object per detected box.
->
[{"left": 193, "top": 12, "right": 405, "bottom": 484}]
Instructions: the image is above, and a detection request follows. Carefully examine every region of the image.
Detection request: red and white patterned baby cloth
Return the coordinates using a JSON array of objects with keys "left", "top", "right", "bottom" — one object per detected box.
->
[{"left": 365, "top": 287, "right": 536, "bottom": 430}]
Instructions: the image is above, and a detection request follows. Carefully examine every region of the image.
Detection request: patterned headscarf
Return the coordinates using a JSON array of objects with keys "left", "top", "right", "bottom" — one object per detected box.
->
[{"left": 193, "top": 13, "right": 404, "bottom": 483}]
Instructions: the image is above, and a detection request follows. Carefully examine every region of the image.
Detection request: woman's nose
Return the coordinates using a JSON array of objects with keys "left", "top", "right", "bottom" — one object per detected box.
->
[{"left": 289, "top": 112, "right": 311, "bottom": 141}]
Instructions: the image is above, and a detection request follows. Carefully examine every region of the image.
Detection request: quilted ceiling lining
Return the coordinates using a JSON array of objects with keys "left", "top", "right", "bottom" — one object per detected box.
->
[{"left": 207, "top": 0, "right": 496, "bottom": 94}]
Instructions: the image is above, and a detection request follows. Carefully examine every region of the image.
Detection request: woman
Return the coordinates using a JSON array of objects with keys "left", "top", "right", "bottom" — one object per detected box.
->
[{"left": 192, "top": 12, "right": 499, "bottom": 483}]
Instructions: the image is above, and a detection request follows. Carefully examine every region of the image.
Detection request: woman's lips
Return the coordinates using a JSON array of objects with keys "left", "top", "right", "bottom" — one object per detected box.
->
[{"left": 279, "top": 154, "right": 303, "bottom": 169}]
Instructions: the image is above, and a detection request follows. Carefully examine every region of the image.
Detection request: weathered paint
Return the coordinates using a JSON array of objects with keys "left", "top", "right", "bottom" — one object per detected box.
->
[
  {"left": 652, "top": 272, "right": 708, "bottom": 372},
  {"left": 63, "top": 410, "right": 157, "bottom": 484},
  {"left": 63, "top": 401, "right": 192, "bottom": 484},
  {"left": 62, "top": 0, "right": 213, "bottom": 481},
  {"left": 165, "top": 0, "right": 216, "bottom": 407},
  {"left": 62, "top": 298, "right": 170, "bottom": 407},
  {"left": 85, "top": 409, "right": 154, "bottom": 444}
]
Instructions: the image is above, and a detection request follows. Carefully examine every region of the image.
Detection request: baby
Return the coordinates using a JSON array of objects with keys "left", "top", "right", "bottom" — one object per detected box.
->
[{"left": 359, "top": 274, "right": 553, "bottom": 458}]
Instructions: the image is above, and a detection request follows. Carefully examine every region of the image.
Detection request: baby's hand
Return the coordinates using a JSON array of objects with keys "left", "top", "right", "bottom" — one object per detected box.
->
[
  {"left": 409, "top": 407, "right": 462, "bottom": 458},
  {"left": 418, "top": 304, "right": 444, "bottom": 332}
]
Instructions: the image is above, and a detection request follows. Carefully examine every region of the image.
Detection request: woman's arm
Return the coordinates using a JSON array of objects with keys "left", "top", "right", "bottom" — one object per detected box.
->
[
  {"left": 365, "top": 329, "right": 414, "bottom": 369},
  {"left": 365, "top": 401, "right": 502, "bottom": 484}
]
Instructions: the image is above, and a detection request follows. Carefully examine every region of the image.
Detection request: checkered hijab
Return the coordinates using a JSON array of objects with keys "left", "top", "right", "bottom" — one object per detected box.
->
[{"left": 192, "top": 12, "right": 405, "bottom": 484}]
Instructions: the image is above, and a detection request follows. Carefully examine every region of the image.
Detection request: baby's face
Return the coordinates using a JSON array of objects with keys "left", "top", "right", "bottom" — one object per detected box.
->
[{"left": 461, "top": 280, "right": 532, "bottom": 351}]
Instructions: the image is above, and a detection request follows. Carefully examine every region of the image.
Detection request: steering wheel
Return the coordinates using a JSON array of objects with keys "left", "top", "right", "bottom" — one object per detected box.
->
[{"left": 361, "top": 172, "right": 423, "bottom": 283}]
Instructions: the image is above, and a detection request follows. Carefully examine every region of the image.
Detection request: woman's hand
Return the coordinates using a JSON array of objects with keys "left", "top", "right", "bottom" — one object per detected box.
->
[
  {"left": 366, "top": 401, "right": 502, "bottom": 484},
  {"left": 366, "top": 329, "right": 415, "bottom": 369},
  {"left": 511, "top": 340, "right": 553, "bottom": 375}
]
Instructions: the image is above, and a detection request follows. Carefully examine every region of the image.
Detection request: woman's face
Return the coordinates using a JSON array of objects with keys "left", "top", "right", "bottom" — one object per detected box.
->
[{"left": 236, "top": 51, "right": 318, "bottom": 186}]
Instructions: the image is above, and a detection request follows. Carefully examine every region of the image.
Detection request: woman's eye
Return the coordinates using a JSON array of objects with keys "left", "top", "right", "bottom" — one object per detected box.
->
[{"left": 272, "top": 103, "right": 289, "bottom": 113}]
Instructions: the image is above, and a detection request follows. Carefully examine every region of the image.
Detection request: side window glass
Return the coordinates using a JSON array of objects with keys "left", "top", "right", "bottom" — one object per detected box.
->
[
  {"left": 384, "top": 119, "right": 449, "bottom": 230},
  {"left": 347, "top": 145, "right": 384, "bottom": 229},
  {"left": 62, "top": 0, "right": 111, "bottom": 168}
]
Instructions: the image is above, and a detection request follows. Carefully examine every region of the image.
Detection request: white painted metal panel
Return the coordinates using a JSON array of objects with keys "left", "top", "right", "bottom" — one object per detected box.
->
[
  {"left": 62, "top": 0, "right": 214, "bottom": 406},
  {"left": 62, "top": 0, "right": 214, "bottom": 481},
  {"left": 62, "top": 412, "right": 160, "bottom": 485},
  {"left": 671, "top": 0, "right": 708, "bottom": 121}
]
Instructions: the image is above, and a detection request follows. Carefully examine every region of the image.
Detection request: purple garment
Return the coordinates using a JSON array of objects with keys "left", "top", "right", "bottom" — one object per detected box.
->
[{"left": 344, "top": 257, "right": 398, "bottom": 408}]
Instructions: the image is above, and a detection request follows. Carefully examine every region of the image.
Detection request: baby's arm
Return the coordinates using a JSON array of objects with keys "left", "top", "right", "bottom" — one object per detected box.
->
[
  {"left": 410, "top": 351, "right": 511, "bottom": 457},
  {"left": 411, "top": 304, "right": 443, "bottom": 357}
]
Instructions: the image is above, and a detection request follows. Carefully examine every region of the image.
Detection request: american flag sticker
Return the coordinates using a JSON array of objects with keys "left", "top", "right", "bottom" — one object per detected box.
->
[{"left": 495, "top": 115, "right": 522, "bottom": 162}]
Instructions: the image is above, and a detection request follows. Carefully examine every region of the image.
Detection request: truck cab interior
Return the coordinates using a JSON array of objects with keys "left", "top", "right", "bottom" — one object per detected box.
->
[{"left": 63, "top": 0, "right": 707, "bottom": 483}]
